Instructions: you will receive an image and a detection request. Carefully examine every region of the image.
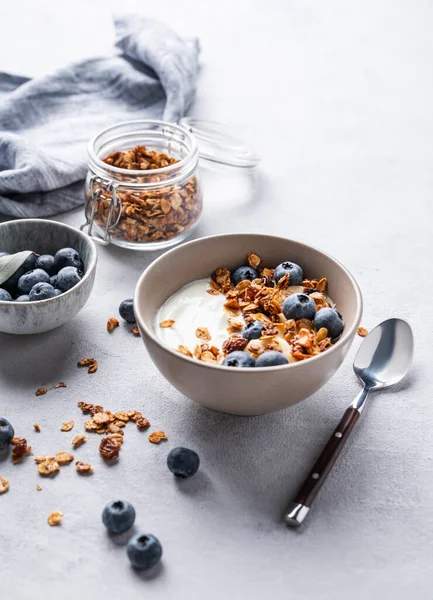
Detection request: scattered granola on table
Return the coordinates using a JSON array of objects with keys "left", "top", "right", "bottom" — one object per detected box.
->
[
  {"left": 35, "top": 387, "right": 48, "bottom": 397},
  {"left": 48, "top": 511, "right": 63, "bottom": 526},
  {"left": 55, "top": 382, "right": 67, "bottom": 389},
  {"left": 99, "top": 437, "right": 120, "bottom": 460},
  {"left": 56, "top": 452, "right": 74, "bottom": 465},
  {"left": 11, "top": 437, "right": 31, "bottom": 463},
  {"left": 36, "top": 457, "right": 60, "bottom": 476},
  {"left": 76, "top": 461, "right": 93, "bottom": 474},
  {"left": 33, "top": 424, "right": 41, "bottom": 432},
  {"left": 72, "top": 434, "right": 86, "bottom": 448},
  {"left": 36, "top": 484, "right": 42, "bottom": 491},
  {"left": 156, "top": 254, "right": 345, "bottom": 368},
  {"left": 107, "top": 317, "right": 119, "bottom": 333},
  {"left": 60, "top": 421, "right": 74, "bottom": 432},
  {"left": 148, "top": 431, "right": 168, "bottom": 444},
  {"left": 0, "top": 476, "right": 9, "bottom": 494},
  {"left": 77, "top": 357, "right": 98, "bottom": 373},
  {"left": 131, "top": 326, "right": 140, "bottom": 337},
  {"left": 90, "top": 145, "right": 202, "bottom": 245},
  {"left": 357, "top": 326, "right": 368, "bottom": 337}
]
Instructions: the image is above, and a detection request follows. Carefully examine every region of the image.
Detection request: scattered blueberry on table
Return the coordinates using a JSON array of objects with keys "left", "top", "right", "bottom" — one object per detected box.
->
[
  {"left": 127, "top": 534, "right": 163, "bottom": 571},
  {"left": 0, "top": 247, "right": 85, "bottom": 302},
  {"left": 167, "top": 447, "right": 200, "bottom": 478},
  {"left": 0, "top": 418, "right": 14, "bottom": 451},
  {"left": 119, "top": 298, "right": 135, "bottom": 323},
  {"left": 102, "top": 500, "right": 136, "bottom": 534}
]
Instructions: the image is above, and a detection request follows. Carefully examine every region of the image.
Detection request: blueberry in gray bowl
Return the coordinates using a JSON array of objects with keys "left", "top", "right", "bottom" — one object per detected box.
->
[
  {"left": 53, "top": 247, "right": 84, "bottom": 272},
  {"left": 35, "top": 254, "right": 56, "bottom": 276},
  {"left": 0, "top": 288, "right": 12, "bottom": 301},
  {"left": 232, "top": 266, "right": 258, "bottom": 286},
  {"left": 282, "top": 293, "right": 316, "bottom": 321},
  {"left": 17, "top": 269, "right": 50, "bottom": 294},
  {"left": 167, "top": 447, "right": 200, "bottom": 478},
  {"left": 222, "top": 351, "right": 255, "bottom": 368},
  {"left": 127, "top": 534, "right": 163, "bottom": 571},
  {"left": 274, "top": 261, "right": 303, "bottom": 285},
  {"left": 0, "top": 418, "right": 14, "bottom": 451},
  {"left": 255, "top": 350, "right": 288, "bottom": 367},
  {"left": 102, "top": 500, "right": 136, "bottom": 534},
  {"left": 119, "top": 298, "right": 135, "bottom": 323},
  {"left": 314, "top": 307, "right": 344, "bottom": 339},
  {"left": 29, "top": 282, "right": 56, "bottom": 301},
  {"left": 15, "top": 294, "right": 30, "bottom": 302},
  {"left": 56, "top": 266, "right": 83, "bottom": 292}
]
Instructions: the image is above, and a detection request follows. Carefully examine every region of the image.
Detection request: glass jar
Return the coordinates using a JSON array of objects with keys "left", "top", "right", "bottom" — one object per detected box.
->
[{"left": 81, "top": 120, "right": 203, "bottom": 250}]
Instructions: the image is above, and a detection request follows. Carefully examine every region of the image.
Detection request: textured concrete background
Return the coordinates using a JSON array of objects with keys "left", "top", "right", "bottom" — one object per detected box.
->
[{"left": 1, "top": 1, "right": 432, "bottom": 598}]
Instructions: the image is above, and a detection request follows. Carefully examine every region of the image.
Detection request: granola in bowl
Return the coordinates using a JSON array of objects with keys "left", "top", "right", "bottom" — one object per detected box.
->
[{"left": 155, "top": 254, "right": 344, "bottom": 368}]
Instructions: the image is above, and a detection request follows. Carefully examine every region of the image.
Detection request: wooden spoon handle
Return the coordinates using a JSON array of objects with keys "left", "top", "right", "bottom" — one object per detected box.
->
[{"left": 285, "top": 407, "right": 361, "bottom": 527}]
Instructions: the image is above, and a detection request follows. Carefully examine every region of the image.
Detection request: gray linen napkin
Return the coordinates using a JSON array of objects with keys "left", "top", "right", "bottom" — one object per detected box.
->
[{"left": 0, "top": 16, "right": 200, "bottom": 218}]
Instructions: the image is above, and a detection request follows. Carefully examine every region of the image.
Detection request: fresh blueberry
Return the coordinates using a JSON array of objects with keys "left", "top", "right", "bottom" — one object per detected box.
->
[
  {"left": 29, "top": 282, "right": 56, "bottom": 301},
  {"left": 54, "top": 289, "right": 62, "bottom": 297},
  {"left": 35, "top": 254, "right": 56, "bottom": 276},
  {"left": 255, "top": 351, "right": 288, "bottom": 367},
  {"left": 119, "top": 298, "right": 135, "bottom": 323},
  {"left": 102, "top": 500, "right": 136, "bottom": 534},
  {"left": 282, "top": 293, "right": 316, "bottom": 321},
  {"left": 50, "top": 275, "right": 58, "bottom": 288},
  {"left": 314, "top": 307, "right": 344, "bottom": 339},
  {"left": 3, "top": 253, "right": 36, "bottom": 291},
  {"left": 0, "top": 418, "right": 14, "bottom": 451},
  {"left": 16, "top": 294, "right": 30, "bottom": 302},
  {"left": 0, "top": 252, "right": 10, "bottom": 257},
  {"left": 0, "top": 288, "right": 12, "bottom": 301},
  {"left": 56, "top": 266, "right": 83, "bottom": 292},
  {"left": 242, "top": 321, "right": 264, "bottom": 341},
  {"left": 222, "top": 351, "right": 255, "bottom": 368},
  {"left": 17, "top": 269, "right": 50, "bottom": 294},
  {"left": 127, "top": 534, "right": 163, "bottom": 571},
  {"left": 167, "top": 447, "right": 200, "bottom": 478},
  {"left": 274, "top": 261, "right": 303, "bottom": 285},
  {"left": 53, "top": 247, "right": 84, "bottom": 272},
  {"left": 232, "top": 266, "right": 258, "bottom": 287}
]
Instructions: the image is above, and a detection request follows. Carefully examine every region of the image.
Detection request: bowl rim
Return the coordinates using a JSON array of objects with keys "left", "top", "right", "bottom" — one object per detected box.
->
[
  {"left": 134, "top": 232, "right": 363, "bottom": 373},
  {"left": 0, "top": 219, "right": 98, "bottom": 306}
]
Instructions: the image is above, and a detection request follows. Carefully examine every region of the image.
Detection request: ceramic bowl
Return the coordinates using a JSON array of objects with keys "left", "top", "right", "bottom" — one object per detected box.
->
[
  {"left": 0, "top": 219, "right": 97, "bottom": 335},
  {"left": 134, "top": 233, "right": 362, "bottom": 415}
]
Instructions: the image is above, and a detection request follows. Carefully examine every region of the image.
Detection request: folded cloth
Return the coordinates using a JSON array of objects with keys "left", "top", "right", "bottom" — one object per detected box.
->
[{"left": 0, "top": 16, "right": 200, "bottom": 218}]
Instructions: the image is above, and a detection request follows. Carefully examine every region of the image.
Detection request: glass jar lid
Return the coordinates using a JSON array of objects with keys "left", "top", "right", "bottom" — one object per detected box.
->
[{"left": 179, "top": 117, "right": 261, "bottom": 168}]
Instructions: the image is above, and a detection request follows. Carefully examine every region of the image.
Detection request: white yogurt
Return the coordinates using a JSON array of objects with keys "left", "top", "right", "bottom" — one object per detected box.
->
[{"left": 155, "top": 279, "right": 232, "bottom": 351}]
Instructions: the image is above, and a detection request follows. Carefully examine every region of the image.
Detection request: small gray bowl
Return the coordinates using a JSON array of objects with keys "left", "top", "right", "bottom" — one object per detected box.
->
[{"left": 0, "top": 219, "right": 97, "bottom": 334}]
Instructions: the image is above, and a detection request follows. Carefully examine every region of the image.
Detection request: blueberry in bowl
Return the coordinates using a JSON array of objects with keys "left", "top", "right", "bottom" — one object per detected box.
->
[{"left": 0, "top": 219, "right": 97, "bottom": 334}]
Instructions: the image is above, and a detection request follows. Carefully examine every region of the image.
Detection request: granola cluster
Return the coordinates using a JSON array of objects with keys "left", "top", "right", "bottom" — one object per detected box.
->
[
  {"left": 167, "top": 253, "right": 341, "bottom": 365},
  {"left": 91, "top": 145, "right": 202, "bottom": 245}
]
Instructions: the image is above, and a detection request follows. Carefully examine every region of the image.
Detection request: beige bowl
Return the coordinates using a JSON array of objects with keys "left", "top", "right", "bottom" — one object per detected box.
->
[{"left": 134, "top": 234, "right": 362, "bottom": 415}]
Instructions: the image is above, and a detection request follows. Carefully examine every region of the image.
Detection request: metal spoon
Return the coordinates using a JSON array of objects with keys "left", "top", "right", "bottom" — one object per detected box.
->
[{"left": 285, "top": 318, "right": 414, "bottom": 527}]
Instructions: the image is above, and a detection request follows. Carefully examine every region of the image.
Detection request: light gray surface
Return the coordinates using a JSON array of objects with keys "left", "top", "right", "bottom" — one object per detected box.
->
[{"left": 0, "top": 1, "right": 432, "bottom": 599}]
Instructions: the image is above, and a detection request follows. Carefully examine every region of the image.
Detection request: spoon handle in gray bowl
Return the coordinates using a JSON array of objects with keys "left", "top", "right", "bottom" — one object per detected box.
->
[{"left": 284, "top": 407, "right": 361, "bottom": 527}]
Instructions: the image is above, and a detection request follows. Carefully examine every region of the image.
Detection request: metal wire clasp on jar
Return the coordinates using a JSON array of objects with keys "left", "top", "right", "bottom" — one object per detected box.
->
[{"left": 81, "top": 120, "right": 203, "bottom": 250}]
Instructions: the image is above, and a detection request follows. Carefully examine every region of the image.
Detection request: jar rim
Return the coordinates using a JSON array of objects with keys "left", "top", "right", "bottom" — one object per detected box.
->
[{"left": 87, "top": 119, "right": 199, "bottom": 178}]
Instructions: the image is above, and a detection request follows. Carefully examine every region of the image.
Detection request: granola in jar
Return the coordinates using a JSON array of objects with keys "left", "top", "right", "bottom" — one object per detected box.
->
[{"left": 84, "top": 121, "right": 203, "bottom": 249}]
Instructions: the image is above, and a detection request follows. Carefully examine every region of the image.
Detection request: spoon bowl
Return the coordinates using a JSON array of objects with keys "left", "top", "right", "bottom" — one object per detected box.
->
[{"left": 354, "top": 318, "right": 414, "bottom": 390}]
